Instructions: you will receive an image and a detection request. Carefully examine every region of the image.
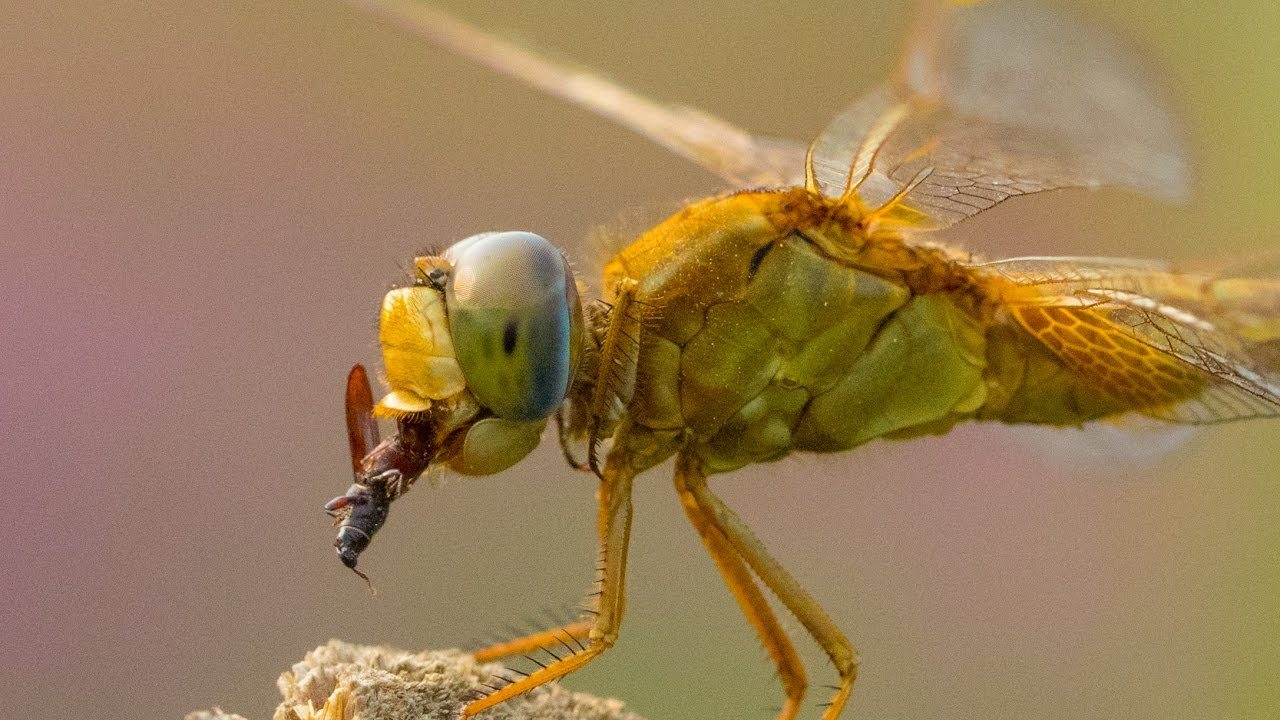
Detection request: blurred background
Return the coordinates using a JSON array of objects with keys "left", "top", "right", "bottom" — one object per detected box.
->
[{"left": 2, "top": 1, "right": 1278, "bottom": 718}]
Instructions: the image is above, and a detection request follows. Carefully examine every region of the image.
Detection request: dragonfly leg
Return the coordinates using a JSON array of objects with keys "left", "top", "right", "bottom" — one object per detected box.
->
[
  {"left": 471, "top": 619, "right": 593, "bottom": 663},
  {"left": 674, "top": 452, "right": 807, "bottom": 720},
  {"left": 463, "top": 458, "right": 636, "bottom": 717},
  {"left": 676, "top": 452, "right": 859, "bottom": 720}
]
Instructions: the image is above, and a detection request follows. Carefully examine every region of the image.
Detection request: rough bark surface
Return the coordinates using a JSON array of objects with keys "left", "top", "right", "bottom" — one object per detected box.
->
[{"left": 186, "top": 640, "right": 643, "bottom": 720}]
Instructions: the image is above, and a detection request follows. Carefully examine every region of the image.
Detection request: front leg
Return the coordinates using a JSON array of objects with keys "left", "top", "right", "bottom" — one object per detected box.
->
[{"left": 464, "top": 454, "right": 637, "bottom": 716}]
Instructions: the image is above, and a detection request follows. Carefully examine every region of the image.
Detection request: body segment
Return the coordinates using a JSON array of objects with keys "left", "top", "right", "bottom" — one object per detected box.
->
[{"left": 591, "top": 189, "right": 1136, "bottom": 477}]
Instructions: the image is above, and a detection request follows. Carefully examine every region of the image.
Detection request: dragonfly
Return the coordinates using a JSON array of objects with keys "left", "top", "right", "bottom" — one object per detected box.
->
[{"left": 323, "top": 1, "right": 1280, "bottom": 718}]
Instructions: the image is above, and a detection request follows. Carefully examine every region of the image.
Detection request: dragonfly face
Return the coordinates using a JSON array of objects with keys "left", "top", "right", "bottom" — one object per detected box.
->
[
  {"left": 325, "top": 232, "right": 584, "bottom": 579},
  {"left": 323, "top": 2, "right": 1280, "bottom": 719}
]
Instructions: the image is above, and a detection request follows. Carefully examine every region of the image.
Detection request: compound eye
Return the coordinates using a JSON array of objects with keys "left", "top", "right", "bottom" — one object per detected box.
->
[{"left": 444, "top": 231, "right": 582, "bottom": 421}]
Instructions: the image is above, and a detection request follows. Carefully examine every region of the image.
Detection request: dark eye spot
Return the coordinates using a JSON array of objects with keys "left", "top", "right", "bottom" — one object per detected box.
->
[{"left": 502, "top": 319, "right": 519, "bottom": 355}]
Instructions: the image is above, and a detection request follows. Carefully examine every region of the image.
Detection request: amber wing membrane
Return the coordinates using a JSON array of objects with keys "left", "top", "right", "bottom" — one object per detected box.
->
[
  {"left": 983, "top": 258, "right": 1280, "bottom": 423},
  {"left": 810, "top": 0, "right": 1191, "bottom": 230},
  {"left": 342, "top": 0, "right": 808, "bottom": 188}
]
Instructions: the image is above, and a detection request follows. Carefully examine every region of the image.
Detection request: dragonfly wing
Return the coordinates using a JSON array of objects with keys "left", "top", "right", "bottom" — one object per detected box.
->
[
  {"left": 982, "top": 257, "right": 1280, "bottom": 424},
  {"left": 1004, "top": 421, "right": 1201, "bottom": 474},
  {"left": 344, "top": 0, "right": 808, "bottom": 188},
  {"left": 812, "top": 0, "right": 1191, "bottom": 230}
]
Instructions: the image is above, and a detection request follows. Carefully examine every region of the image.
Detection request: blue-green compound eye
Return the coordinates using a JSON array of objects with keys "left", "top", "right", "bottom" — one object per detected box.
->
[{"left": 444, "top": 231, "right": 583, "bottom": 421}]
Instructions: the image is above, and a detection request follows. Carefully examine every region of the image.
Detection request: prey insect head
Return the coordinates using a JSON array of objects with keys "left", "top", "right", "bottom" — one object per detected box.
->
[
  {"left": 325, "top": 469, "right": 399, "bottom": 588},
  {"left": 323, "top": 364, "right": 398, "bottom": 591}
]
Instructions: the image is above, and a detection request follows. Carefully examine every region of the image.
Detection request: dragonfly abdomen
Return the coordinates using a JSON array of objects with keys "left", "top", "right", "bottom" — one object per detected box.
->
[{"left": 978, "top": 317, "right": 1133, "bottom": 426}]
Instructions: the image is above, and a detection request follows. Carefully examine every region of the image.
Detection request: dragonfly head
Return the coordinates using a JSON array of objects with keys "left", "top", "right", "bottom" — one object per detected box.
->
[
  {"left": 327, "top": 232, "right": 584, "bottom": 587},
  {"left": 376, "top": 231, "right": 584, "bottom": 475}
]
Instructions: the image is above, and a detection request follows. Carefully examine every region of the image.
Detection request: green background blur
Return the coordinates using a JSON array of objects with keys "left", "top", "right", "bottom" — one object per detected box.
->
[{"left": 2, "top": 1, "right": 1278, "bottom": 719}]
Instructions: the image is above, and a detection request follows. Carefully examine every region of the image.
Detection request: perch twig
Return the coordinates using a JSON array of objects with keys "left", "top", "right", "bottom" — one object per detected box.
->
[{"left": 187, "top": 639, "right": 644, "bottom": 720}]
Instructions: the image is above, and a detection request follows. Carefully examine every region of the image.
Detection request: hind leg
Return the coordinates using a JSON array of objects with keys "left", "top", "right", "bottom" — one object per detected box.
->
[{"left": 677, "top": 452, "right": 859, "bottom": 720}]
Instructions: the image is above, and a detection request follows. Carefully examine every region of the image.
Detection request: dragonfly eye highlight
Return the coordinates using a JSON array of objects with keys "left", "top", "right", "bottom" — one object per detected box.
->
[{"left": 444, "top": 231, "right": 583, "bottom": 421}]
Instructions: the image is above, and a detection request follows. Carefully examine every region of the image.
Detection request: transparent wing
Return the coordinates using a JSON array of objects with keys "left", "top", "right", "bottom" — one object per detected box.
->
[
  {"left": 812, "top": 0, "right": 1191, "bottom": 230},
  {"left": 981, "top": 257, "right": 1280, "bottom": 424},
  {"left": 344, "top": 0, "right": 808, "bottom": 188},
  {"left": 1004, "top": 421, "right": 1201, "bottom": 474}
]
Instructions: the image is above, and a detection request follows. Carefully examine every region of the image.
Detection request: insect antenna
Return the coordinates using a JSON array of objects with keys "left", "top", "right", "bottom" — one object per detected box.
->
[{"left": 349, "top": 565, "right": 376, "bottom": 595}]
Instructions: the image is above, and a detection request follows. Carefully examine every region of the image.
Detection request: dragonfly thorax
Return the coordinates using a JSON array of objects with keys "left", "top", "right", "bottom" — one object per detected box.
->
[{"left": 589, "top": 189, "right": 998, "bottom": 473}]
